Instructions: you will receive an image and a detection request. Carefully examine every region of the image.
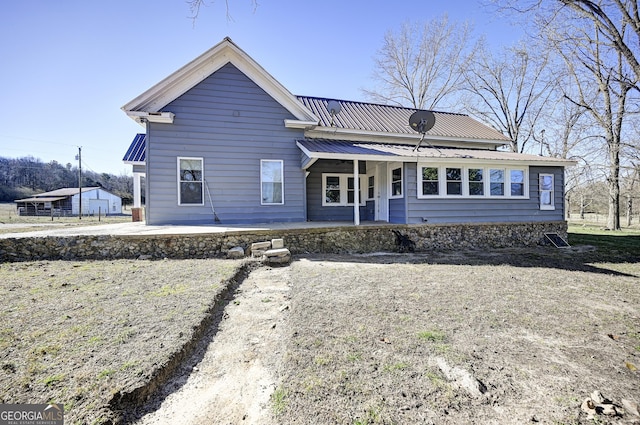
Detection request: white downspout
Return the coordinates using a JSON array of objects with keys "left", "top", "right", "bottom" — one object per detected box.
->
[{"left": 353, "top": 159, "right": 360, "bottom": 225}]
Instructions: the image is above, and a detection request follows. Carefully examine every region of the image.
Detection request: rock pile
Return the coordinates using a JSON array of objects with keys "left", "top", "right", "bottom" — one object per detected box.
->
[{"left": 227, "top": 238, "right": 291, "bottom": 264}]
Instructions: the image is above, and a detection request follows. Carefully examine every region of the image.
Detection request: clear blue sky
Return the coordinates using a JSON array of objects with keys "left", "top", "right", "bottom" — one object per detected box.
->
[{"left": 0, "top": 0, "right": 522, "bottom": 175}]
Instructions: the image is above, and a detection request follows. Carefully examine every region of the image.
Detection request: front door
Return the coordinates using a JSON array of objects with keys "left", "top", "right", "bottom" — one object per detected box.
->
[{"left": 375, "top": 163, "right": 389, "bottom": 222}]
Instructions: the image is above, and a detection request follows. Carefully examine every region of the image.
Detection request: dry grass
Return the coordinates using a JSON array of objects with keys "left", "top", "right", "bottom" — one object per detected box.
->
[
  {"left": 0, "top": 258, "right": 243, "bottom": 425},
  {"left": 277, "top": 250, "right": 640, "bottom": 424}
]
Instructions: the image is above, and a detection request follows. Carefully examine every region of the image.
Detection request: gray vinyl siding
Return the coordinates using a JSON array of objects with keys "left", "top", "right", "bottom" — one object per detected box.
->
[
  {"left": 405, "top": 165, "right": 566, "bottom": 224},
  {"left": 145, "top": 63, "right": 305, "bottom": 225},
  {"left": 306, "top": 159, "right": 368, "bottom": 221},
  {"left": 389, "top": 198, "right": 406, "bottom": 223}
]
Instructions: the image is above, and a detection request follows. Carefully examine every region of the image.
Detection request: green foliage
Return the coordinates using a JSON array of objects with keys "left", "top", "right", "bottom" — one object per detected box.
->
[
  {"left": 42, "top": 374, "right": 64, "bottom": 387},
  {"left": 418, "top": 330, "right": 445, "bottom": 342},
  {"left": 271, "top": 387, "right": 288, "bottom": 415}
]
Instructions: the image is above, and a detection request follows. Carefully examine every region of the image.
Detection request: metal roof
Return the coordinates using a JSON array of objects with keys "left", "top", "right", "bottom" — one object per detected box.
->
[
  {"left": 14, "top": 196, "right": 67, "bottom": 203},
  {"left": 123, "top": 133, "right": 146, "bottom": 163},
  {"left": 297, "top": 139, "right": 575, "bottom": 167},
  {"left": 14, "top": 187, "right": 103, "bottom": 203},
  {"left": 297, "top": 96, "right": 512, "bottom": 143},
  {"left": 36, "top": 187, "right": 102, "bottom": 197}
]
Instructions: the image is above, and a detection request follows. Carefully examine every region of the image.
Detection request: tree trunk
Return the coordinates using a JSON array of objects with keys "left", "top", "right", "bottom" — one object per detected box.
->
[
  {"left": 606, "top": 148, "right": 620, "bottom": 230},
  {"left": 627, "top": 195, "right": 632, "bottom": 227}
]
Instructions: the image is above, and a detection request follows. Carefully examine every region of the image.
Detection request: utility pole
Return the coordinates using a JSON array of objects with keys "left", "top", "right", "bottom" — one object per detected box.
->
[{"left": 76, "top": 146, "right": 82, "bottom": 220}]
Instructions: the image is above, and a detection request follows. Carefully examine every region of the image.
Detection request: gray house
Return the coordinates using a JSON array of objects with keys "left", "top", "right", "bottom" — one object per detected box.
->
[{"left": 122, "top": 37, "right": 573, "bottom": 226}]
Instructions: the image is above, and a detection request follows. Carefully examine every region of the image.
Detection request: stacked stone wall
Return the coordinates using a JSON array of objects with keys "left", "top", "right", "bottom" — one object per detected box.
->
[{"left": 0, "top": 221, "right": 568, "bottom": 262}]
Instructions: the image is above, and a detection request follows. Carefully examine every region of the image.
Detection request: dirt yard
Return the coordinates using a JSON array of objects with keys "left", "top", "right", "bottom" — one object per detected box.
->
[{"left": 1, "top": 238, "right": 639, "bottom": 424}]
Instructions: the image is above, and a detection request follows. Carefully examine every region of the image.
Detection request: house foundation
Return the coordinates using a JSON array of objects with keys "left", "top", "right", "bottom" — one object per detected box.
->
[{"left": 0, "top": 221, "right": 568, "bottom": 262}]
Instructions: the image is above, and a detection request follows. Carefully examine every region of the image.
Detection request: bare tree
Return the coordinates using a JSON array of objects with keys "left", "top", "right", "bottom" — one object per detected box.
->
[
  {"left": 549, "top": 16, "right": 636, "bottom": 229},
  {"left": 186, "top": 0, "right": 259, "bottom": 22},
  {"left": 463, "top": 41, "right": 555, "bottom": 153},
  {"left": 493, "top": 0, "right": 640, "bottom": 229},
  {"left": 557, "top": 0, "right": 640, "bottom": 88},
  {"left": 493, "top": 0, "right": 639, "bottom": 71},
  {"left": 363, "top": 15, "right": 475, "bottom": 110}
]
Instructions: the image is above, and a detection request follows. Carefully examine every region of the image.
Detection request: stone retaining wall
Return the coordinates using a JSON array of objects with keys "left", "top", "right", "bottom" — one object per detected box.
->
[{"left": 0, "top": 221, "right": 568, "bottom": 262}]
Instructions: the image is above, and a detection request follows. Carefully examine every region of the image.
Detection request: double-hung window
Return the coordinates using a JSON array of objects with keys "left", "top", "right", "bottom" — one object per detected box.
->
[
  {"left": 468, "top": 168, "right": 484, "bottom": 196},
  {"left": 367, "top": 175, "right": 375, "bottom": 200},
  {"left": 178, "top": 157, "right": 204, "bottom": 205},
  {"left": 510, "top": 169, "right": 525, "bottom": 196},
  {"left": 323, "top": 174, "right": 365, "bottom": 206},
  {"left": 261, "top": 160, "right": 284, "bottom": 205},
  {"left": 421, "top": 167, "right": 439, "bottom": 195},
  {"left": 539, "top": 174, "right": 555, "bottom": 210},
  {"left": 390, "top": 165, "right": 403, "bottom": 198},
  {"left": 446, "top": 167, "right": 463, "bottom": 195},
  {"left": 489, "top": 169, "right": 505, "bottom": 196}
]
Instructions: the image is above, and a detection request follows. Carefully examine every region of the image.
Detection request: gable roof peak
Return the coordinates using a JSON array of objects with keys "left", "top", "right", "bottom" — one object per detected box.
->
[{"left": 122, "top": 38, "right": 317, "bottom": 125}]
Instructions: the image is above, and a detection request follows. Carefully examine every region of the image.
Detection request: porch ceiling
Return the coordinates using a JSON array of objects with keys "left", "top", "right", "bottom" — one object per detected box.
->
[{"left": 296, "top": 139, "right": 576, "bottom": 168}]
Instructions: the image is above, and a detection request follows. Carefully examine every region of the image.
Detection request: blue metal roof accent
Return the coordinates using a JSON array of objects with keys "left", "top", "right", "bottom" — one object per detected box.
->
[
  {"left": 122, "top": 133, "right": 146, "bottom": 163},
  {"left": 297, "top": 139, "right": 398, "bottom": 156}
]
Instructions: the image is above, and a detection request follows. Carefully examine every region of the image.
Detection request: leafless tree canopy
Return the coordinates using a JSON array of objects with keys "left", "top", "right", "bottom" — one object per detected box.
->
[
  {"left": 363, "top": 15, "right": 475, "bottom": 110},
  {"left": 492, "top": 0, "right": 640, "bottom": 229},
  {"left": 186, "top": 0, "right": 259, "bottom": 22},
  {"left": 463, "top": 42, "right": 555, "bottom": 153}
]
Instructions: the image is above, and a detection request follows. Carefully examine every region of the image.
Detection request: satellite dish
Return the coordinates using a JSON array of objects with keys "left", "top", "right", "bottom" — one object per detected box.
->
[
  {"left": 327, "top": 100, "right": 341, "bottom": 126},
  {"left": 327, "top": 100, "right": 342, "bottom": 116},
  {"left": 409, "top": 110, "right": 437, "bottom": 152},
  {"left": 409, "top": 110, "right": 435, "bottom": 134}
]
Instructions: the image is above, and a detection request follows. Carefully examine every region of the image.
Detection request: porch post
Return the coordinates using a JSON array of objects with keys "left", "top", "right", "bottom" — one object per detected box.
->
[
  {"left": 353, "top": 159, "right": 360, "bottom": 225},
  {"left": 133, "top": 172, "right": 142, "bottom": 208}
]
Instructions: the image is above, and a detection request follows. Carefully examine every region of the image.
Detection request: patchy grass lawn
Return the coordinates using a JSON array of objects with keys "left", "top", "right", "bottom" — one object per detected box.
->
[
  {"left": 0, "top": 259, "right": 243, "bottom": 425},
  {"left": 1, "top": 225, "right": 639, "bottom": 424},
  {"left": 274, "top": 228, "right": 640, "bottom": 424}
]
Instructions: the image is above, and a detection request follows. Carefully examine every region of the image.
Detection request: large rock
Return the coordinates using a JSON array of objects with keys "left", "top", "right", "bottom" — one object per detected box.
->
[
  {"left": 227, "top": 246, "right": 245, "bottom": 259},
  {"left": 263, "top": 248, "right": 291, "bottom": 264}
]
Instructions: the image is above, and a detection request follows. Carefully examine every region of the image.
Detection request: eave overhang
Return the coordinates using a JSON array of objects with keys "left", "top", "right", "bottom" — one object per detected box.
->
[
  {"left": 125, "top": 111, "right": 175, "bottom": 124},
  {"left": 296, "top": 140, "right": 577, "bottom": 170}
]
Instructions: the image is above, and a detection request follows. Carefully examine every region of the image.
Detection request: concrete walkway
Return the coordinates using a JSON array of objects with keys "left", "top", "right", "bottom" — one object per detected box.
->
[{"left": 0, "top": 220, "right": 388, "bottom": 238}]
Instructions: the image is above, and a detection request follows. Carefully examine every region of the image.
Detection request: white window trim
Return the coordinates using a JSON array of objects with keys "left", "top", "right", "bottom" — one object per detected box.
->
[
  {"left": 260, "top": 159, "right": 285, "bottom": 205},
  {"left": 177, "top": 156, "right": 204, "bottom": 206},
  {"left": 389, "top": 163, "right": 403, "bottom": 199},
  {"left": 322, "top": 173, "right": 367, "bottom": 207},
  {"left": 416, "top": 164, "right": 529, "bottom": 199},
  {"left": 539, "top": 173, "right": 555, "bottom": 210}
]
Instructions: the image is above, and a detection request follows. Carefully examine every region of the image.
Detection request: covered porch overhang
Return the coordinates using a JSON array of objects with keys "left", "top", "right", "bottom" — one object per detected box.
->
[
  {"left": 296, "top": 139, "right": 576, "bottom": 226},
  {"left": 296, "top": 139, "right": 577, "bottom": 169}
]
